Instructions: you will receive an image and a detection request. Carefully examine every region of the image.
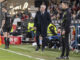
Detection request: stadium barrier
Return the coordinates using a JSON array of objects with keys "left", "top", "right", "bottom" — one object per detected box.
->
[
  {"left": 0, "top": 35, "right": 2, "bottom": 45},
  {"left": 1, "top": 36, "right": 21, "bottom": 45}
]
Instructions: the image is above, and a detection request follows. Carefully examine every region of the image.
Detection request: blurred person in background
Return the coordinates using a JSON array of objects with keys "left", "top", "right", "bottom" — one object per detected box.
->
[
  {"left": 13, "top": 14, "right": 21, "bottom": 26},
  {"left": 71, "top": 11, "right": 77, "bottom": 20},
  {"left": 76, "top": 10, "right": 80, "bottom": 19},
  {"left": 24, "top": 8, "right": 31, "bottom": 18},
  {"left": 27, "top": 17, "right": 35, "bottom": 41},
  {"left": 11, "top": 14, "right": 21, "bottom": 32},
  {"left": 21, "top": 13, "right": 29, "bottom": 21},
  {"left": 17, "top": 11, "right": 23, "bottom": 19}
]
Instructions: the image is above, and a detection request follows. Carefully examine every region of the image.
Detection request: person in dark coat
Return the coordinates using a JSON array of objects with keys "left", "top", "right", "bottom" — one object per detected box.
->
[
  {"left": 34, "top": 4, "right": 51, "bottom": 51},
  {"left": 57, "top": 1, "right": 71, "bottom": 59}
]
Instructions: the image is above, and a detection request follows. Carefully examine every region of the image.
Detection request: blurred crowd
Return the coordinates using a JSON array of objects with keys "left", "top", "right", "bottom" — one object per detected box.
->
[
  {"left": 12, "top": 0, "right": 80, "bottom": 24},
  {"left": 48, "top": 0, "right": 80, "bottom": 20}
]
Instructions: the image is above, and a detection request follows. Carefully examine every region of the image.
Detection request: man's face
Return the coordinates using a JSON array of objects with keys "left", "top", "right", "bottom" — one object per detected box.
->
[{"left": 40, "top": 6, "right": 46, "bottom": 12}]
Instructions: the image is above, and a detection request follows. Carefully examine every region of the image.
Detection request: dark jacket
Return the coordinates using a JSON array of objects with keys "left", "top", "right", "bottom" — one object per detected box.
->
[
  {"left": 62, "top": 9, "right": 71, "bottom": 33},
  {"left": 34, "top": 11, "right": 51, "bottom": 36}
]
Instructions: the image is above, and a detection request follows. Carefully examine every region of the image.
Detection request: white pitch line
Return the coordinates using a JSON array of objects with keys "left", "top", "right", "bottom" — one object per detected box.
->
[
  {"left": 0, "top": 48, "right": 45, "bottom": 60},
  {"left": 13, "top": 46, "right": 57, "bottom": 54}
]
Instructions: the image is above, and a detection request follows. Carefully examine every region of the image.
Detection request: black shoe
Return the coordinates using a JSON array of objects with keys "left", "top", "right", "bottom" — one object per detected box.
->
[
  {"left": 35, "top": 47, "right": 40, "bottom": 51},
  {"left": 56, "top": 56, "right": 65, "bottom": 59},
  {"left": 64, "top": 56, "right": 69, "bottom": 59}
]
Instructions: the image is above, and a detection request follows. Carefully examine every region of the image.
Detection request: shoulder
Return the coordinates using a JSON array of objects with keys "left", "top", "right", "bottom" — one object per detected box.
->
[
  {"left": 36, "top": 11, "right": 40, "bottom": 14},
  {"left": 46, "top": 12, "right": 50, "bottom": 16},
  {"left": 45, "top": 11, "right": 49, "bottom": 14},
  {"left": 35, "top": 11, "right": 40, "bottom": 16},
  {"left": 67, "top": 9, "right": 71, "bottom": 14}
]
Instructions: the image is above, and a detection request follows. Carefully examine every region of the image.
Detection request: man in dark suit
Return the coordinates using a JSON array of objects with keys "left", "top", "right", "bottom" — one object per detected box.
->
[
  {"left": 57, "top": 1, "right": 71, "bottom": 59},
  {"left": 34, "top": 4, "right": 51, "bottom": 51}
]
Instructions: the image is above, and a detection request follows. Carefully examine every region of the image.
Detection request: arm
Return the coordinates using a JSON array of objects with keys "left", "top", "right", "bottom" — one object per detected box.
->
[
  {"left": 1, "top": 12, "right": 6, "bottom": 31},
  {"left": 65, "top": 13, "right": 71, "bottom": 29},
  {"left": 47, "top": 13, "right": 51, "bottom": 25},
  {"left": 1, "top": 20, "right": 5, "bottom": 31},
  {"left": 62, "top": 11, "right": 71, "bottom": 30},
  {"left": 62, "top": 11, "right": 71, "bottom": 35},
  {"left": 34, "top": 12, "right": 38, "bottom": 27}
]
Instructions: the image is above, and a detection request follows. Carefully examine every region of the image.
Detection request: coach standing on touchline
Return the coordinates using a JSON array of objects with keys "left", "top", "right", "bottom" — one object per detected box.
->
[
  {"left": 34, "top": 4, "right": 51, "bottom": 51},
  {"left": 57, "top": 1, "right": 71, "bottom": 59}
]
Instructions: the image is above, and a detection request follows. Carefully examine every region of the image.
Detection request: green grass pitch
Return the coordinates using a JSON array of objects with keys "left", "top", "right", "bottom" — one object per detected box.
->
[{"left": 0, "top": 44, "right": 80, "bottom": 60}]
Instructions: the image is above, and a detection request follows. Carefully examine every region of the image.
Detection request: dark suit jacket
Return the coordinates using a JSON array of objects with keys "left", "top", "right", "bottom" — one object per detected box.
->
[
  {"left": 62, "top": 8, "right": 71, "bottom": 33},
  {"left": 34, "top": 11, "right": 51, "bottom": 36}
]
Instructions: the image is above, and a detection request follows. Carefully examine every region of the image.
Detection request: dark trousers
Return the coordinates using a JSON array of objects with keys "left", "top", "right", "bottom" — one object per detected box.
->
[
  {"left": 4, "top": 38, "right": 10, "bottom": 48},
  {"left": 36, "top": 30, "right": 47, "bottom": 48},
  {"left": 61, "top": 33, "right": 70, "bottom": 57}
]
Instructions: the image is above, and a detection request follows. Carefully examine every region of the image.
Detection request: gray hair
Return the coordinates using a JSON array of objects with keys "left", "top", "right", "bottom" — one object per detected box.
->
[{"left": 40, "top": 4, "right": 46, "bottom": 9}]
